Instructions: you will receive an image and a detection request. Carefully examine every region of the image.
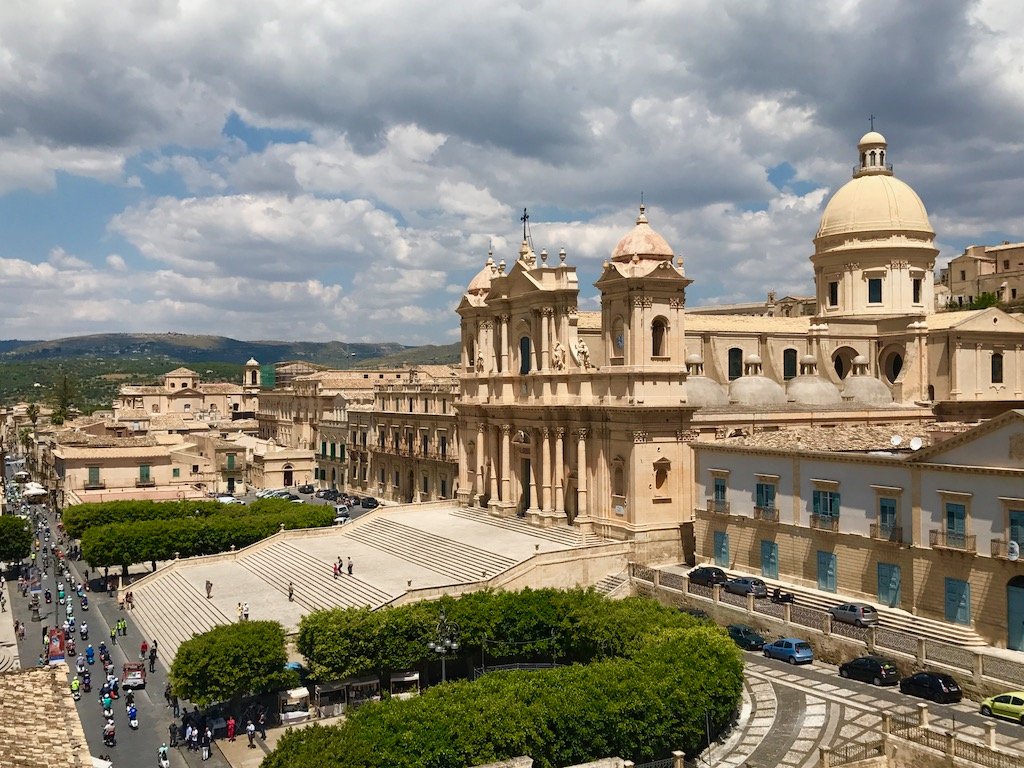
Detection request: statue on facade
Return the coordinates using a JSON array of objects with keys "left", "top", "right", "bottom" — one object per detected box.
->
[
  {"left": 552, "top": 341, "right": 566, "bottom": 370},
  {"left": 573, "top": 339, "right": 591, "bottom": 370}
]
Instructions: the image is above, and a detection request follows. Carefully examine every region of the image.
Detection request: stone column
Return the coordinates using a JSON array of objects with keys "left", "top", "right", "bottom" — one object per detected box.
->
[
  {"left": 499, "top": 314, "right": 510, "bottom": 374},
  {"left": 481, "top": 320, "right": 494, "bottom": 372},
  {"left": 488, "top": 425, "right": 499, "bottom": 503},
  {"left": 1015, "top": 343, "right": 1023, "bottom": 398},
  {"left": 528, "top": 430, "right": 540, "bottom": 515},
  {"left": 540, "top": 427, "right": 551, "bottom": 512},
  {"left": 975, "top": 342, "right": 983, "bottom": 396},
  {"left": 474, "top": 423, "right": 485, "bottom": 506},
  {"left": 553, "top": 427, "right": 565, "bottom": 515},
  {"left": 500, "top": 424, "right": 512, "bottom": 504},
  {"left": 540, "top": 307, "right": 553, "bottom": 371}
]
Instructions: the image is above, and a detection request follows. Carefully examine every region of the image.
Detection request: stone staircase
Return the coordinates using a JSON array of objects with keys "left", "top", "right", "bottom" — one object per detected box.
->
[
  {"left": 129, "top": 571, "right": 234, "bottom": 659},
  {"left": 0, "top": 651, "right": 16, "bottom": 672},
  {"left": 452, "top": 506, "right": 609, "bottom": 547},
  {"left": 237, "top": 540, "right": 394, "bottom": 612},
  {"left": 344, "top": 518, "right": 517, "bottom": 582},
  {"left": 594, "top": 571, "right": 627, "bottom": 595}
]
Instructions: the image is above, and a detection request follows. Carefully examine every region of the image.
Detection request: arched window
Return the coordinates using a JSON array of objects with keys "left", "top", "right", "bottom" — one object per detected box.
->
[
  {"left": 250, "top": 370, "right": 258, "bottom": 385},
  {"left": 468, "top": 338, "right": 477, "bottom": 369},
  {"left": 992, "top": 352, "right": 1004, "bottom": 384},
  {"left": 654, "top": 458, "right": 670, "bottom": 496},
  {"left": 728, "top": 347, "right": 743, "bottom": 381},
  {"left": 651, "top": 317, "right": 668, "bottom": 357},
  {"left": 783, "top": 349, "right": 798, "bottom": 380},
  {"left": 612, "top": 458, "right": 625, "bottom": 497},
  {"left": 519, "top": 336, "right": 532, "bottom": 375},
  {"left": 612, "top": 317, "right": 625, "bottom": 360}
]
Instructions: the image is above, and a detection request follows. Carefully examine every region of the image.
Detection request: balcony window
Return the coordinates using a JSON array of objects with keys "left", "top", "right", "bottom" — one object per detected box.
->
[
  {"left": 226, "top": 454, "right": 236, "bottom": 471},
  {"left": 944, "top": 577, "right": 971, "bottom": 626},
  {"left": 139, "top": 465, "right": 151, "bottom": 482},
  {"left": 868, "top": 277, "right": 883, "bottom": 304},
  {"left": 755, "top": 482, "right": 776, "bottom": 510},
  {"left": 945, "top": 501, "right": 967, "bottom": 548},
  {"left": 87, "top": 466, "right": 100, "bottom": 487},
  {"left": 812, "top": 488, "right": 840, "bottom": 518}
]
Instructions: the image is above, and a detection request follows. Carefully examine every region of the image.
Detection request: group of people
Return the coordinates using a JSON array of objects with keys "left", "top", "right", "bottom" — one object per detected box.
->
[
  {"left": 236, "top": 601, "right": 251, "bottom": 622},
  {"left": 332, "top": 556, "right": 354, "bottom": 578}
]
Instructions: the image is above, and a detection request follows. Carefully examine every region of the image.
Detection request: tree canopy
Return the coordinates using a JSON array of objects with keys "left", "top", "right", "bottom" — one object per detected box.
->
[
  {"left": 272, "top": 615, "right": 742, "bottom": 768},
  {"left": 169, "top": 621, "right": 295, "bottom": 708},
  {"left": 0, "top": 515, "right": 32, "bottom": 562}
]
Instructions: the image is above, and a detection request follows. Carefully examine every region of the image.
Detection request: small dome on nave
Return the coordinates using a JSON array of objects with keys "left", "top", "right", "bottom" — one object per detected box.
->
[
  {"left": 786, "top": 356, "right": 842, "bottom": 406},
  {"left": 467, "top": 254, "right": 498, "bottom": 295},
  {"left": 729, "top": 355, "right": 787, "bottom": 407},
  {"left": 684, "top": 355, "right": 728, "bottom": 407},
  {"left": 841, "top": 355, "right": 894, "bottom": 405},
  {"left": 611, "top": 205, "right": 675, "bottom": 263}
]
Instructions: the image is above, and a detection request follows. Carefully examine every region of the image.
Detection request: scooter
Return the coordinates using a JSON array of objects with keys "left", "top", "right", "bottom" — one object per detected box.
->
[
  {"left": 44, "top": 589, "right": 52, "bottom": 604},
  {"left": 80, "top": 624, "right": 89, "bottom": 641},
  {"left": 158, "top": 745, "right": 170, "bottom": 768},
  {"left": 128, "top": 704, "right": 139, "bottom": 730},
  {"left": 103, "top": 722, "right": 116, "bottom": 748},
  {"left": 82, "top": 670, "right": 92, "bottom": 693},
  {"left": 71, "top": 679, "right": 81, "bottom": 701},
  {"left": 76, "top": 655, "right": 86, "bottom": 674},
  {"left": 85, "top": 645, "right": 95, "bottom": 665},
  {"left": 81, "top": 595, "right": 89, "bottom": 611}
]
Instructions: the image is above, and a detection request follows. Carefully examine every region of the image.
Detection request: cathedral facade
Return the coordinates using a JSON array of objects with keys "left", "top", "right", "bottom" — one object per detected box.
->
[{"left": 456, "top": 132, "right": 1024, "bottom": 561}]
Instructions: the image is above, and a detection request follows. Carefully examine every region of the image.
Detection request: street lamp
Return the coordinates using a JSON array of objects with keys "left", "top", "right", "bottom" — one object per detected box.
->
[{"left": 427, "top": 606, "right": 460, "bottom": 683}]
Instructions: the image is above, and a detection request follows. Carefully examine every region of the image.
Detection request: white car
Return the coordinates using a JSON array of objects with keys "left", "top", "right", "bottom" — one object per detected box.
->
[{"left": 217, "top": 496, "right": 244, "bottom": 504}]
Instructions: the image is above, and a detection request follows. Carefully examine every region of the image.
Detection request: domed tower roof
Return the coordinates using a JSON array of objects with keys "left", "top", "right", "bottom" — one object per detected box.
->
[
  {"left": 611, "top": 205, "right": 674, "bottom": 263},
  {"left": 245, "top": 357, "right": 259, "bottom": 366},
  {"left": 786, "top": 355, "right": 842, "bottom": 406},
  {"left": 467, "top": 254, "right": 498, "bottom": 296},
  {"left": 815, "top": 132, "right": 934, "bottom": 243},
  {"left": 729, "top": 354, "right": 787, "bottom": 407},
  {"left": 841, "top": 355, "right": 894, "bottom": 405}
]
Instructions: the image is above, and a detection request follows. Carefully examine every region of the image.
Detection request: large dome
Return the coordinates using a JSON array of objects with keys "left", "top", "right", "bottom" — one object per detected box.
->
[
  {"left": 467, "top": 256, "right": 497, "bottom": 295},
  {"left": 611, "top": 205, "right": 674, "bottom": 263},
  {"left": 816, "top": 174, "right": 933, "bottom": 241}
]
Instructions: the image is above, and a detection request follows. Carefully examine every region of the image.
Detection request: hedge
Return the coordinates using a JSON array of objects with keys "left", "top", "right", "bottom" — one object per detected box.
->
[
  {"left": 63, "top": 497, "right": 297, "bottom": 538},
  {"left": 269, "top": 619, "right": 743, "bottom": 768}
]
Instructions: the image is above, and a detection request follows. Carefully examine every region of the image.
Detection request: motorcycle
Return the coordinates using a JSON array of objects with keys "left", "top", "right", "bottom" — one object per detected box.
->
[
  {"left": 76, "top": 655, "right": 86, "bottom": 674},
  {"left": 80, "top": 624, "right": 89, "bottom": 641},
  {"left": 102, "top": 721, "right": 116, "bottom": 748},
  {"left": 128, "top": 704, "right": 139, "bottom": 730},
  {"left": 44, "top": 589, "right": 52, "bottom": 604},
  {"left": 158, "top": 745, "right": 170, "bottom": 768},
  {"left": 81, "top": 595, "right": 89, "bottom": 611},
  {"left": 71, "top": 678, "right": 81, "bottom": 701},
  {"left": 82, "top": 671, "right": 92, "bottom": 693},
  {"left": 770, "top": 588, "right": 795, "bottom": 605},
  {"left": 85, "top": 645, "right": 95, "bottom": 665}
]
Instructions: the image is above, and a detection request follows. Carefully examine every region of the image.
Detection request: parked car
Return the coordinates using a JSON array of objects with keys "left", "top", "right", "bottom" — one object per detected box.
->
[
  {"left": 297, "top": 484, "right": 315, "bottom": 494},
  {"left": 828, "top": 602, "right": 880, "bottom": 628},
  {"left": 980, "top": 691, "right": 1024, "bottom": 723},
  {"left": 270, "top": 490, "right": 294, "bottom": 498},
  {"left": 728, "top": 624, "right": 767, "bottom": 651},
  {"left": 334, "top": 504, "right": 350, "bottom": 523},
  {"left": 361, "top": 496, "right": 380, "bottom": 509},
  {"left": 216, "top": 496, "right": 244, "bottom": 504},
  {"left": 839, "top": 655, "right": 900, "bottom": 686},
  {"left": 322, "top": 489, "right": 340, "bottom": 501},
  {"left": 256, "top": 488, "right": 281, "bottom": 498},
  {"left": 899, "top": 671, "right": 962, "bottom": 704},
  {"left": 724, "top": 577, "right": 768, "bottom": 598},
  {"left": 688, "top": 566, "right": 728, "bottom": 587},
  {"left": 762, "top": 637, "right": 814, "bottom": 665}
]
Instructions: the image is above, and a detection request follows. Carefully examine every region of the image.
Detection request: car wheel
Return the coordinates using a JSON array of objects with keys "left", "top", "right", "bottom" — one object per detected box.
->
[
  {"left": 872, "top": 676, "right": 882, "bottom": 686},
  {"left": 855, "top": 620, "right": 865, "bottom": 628},
  {"left": 980, "top": 705, "right": 992, "bottom": 716},
  {"left": 788, "top": 656, "right": 797, "bottom": 665},
  {"left": 763, "top": 650, "right": 770, "bottom": 658}
]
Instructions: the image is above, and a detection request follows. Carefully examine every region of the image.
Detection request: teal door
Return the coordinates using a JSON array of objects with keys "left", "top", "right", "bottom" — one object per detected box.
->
[
  {"left": 760, "top": 540, "right": 778, "bottom": 579},
  {"left": 944, "top": 578, "right": 971, "bottom": 625},
  {"left": 1008, "top": 577, "right": 1024, "bottom": 651},
  {"left": 817, "top": 551, "right": 836, "bottom": 592},
  {"left": 877, "top": 563, "right": 901, "bottom": 608},
  {"left": 714, "top": 531, "right": 730, "bottom": 567}
]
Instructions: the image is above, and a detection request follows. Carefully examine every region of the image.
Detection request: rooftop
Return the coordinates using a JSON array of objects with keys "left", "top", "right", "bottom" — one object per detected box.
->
[
  {"left": 0, "top": 665, "right": 90, "bottom": 768},
  {"left": 715, "top": 423, "right": 938, "bottom": 453}
]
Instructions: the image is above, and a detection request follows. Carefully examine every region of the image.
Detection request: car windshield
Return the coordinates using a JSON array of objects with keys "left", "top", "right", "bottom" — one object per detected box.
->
[{"left": 862, "top": 606, "right": 877, "bottom": 613}]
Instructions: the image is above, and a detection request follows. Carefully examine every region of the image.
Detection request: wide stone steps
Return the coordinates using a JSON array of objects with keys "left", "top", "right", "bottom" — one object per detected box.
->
[
  {"left": 345, "top": 518, "right": 516, "bottom": 582},
  {"left": 237, "top": 540, "right": 393, "bottom": 611},
  {"left": 453, "top": 506, "right": 608, "bottom": 547},
  {"left": 0, "top": 652, "right": 15, "bottom": 672},
  {"left": 594, "top": 572, "right": 627, "bottom": 595},
  {"left": 130, "top": 571, "right": 233, "bottom": 659}
]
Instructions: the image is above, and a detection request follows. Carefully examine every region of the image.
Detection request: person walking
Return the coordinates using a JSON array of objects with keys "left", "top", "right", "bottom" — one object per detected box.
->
[
  {"left": 242, "top": 602, "right": 250, "bottom": 621},
  {"left": 140, "top": 639, "right": 149, "bottom": 660},
  {"left": 347, "top": 557, "right": 353, "bottom": 576},
  {"left": 163, "top": 683, "right": 172, "bottom": 708},
  {"left": 149, "top": 646, "right": 158, "bottom": 673},
  {"left": 288, "top": 582, "right": 294, "bottom": 602},
  {"left": 110, "top": 626, "right": 117, "bottom": 645},
  {"left": 205, "top": 580, "right": 213, "bottom": 599},
  {"left": 332, "top": 561, "right": 339, "bottom": 579},
  {"left": 257, "top": 711, "right": 267, "bottom": 740},
  {"left": 236, "top": 602, "right": 242, "bottom": 622},
  {"left": 171, "top": 694, "right": 180, "bottom": 718},
  {"left": 246, "top": 720, "right": 256, "bottom": 749},
  {"left": 200, "top": 727, "right": 211, "bottom": 761},
  {"left": 168, "top": 721, "right": 178, "bottom": 747},
  {"left": 226, "top": 715, "right": 236, "bottom": 742}
]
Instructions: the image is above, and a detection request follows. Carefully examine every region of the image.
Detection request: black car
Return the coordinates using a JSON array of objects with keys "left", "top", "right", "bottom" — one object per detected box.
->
[
  {"left": 361, "top": 496, "right": 379, "bottom": 509},
  {"left": 839, "top": 655, "right": 900, "bottom": 686},
  {"left": 688, "top": 566, "right": 728, "bottom": 587},
  {"left": 297, "top": 484, "right": 315, "bottom": 494},
  {"left": 727, "top": 624, "right": 767, "bottom": 651},
  {"left": 321, "top": 489, "right": 340, "bottom": 501},
  {"left": 899, "top": 671, "right": 962, "bottom": 704}
]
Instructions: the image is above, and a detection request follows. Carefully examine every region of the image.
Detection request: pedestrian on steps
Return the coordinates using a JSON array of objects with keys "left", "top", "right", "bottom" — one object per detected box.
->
[{"left": 288, "top": 582, "right": 294, "bottom": 602}]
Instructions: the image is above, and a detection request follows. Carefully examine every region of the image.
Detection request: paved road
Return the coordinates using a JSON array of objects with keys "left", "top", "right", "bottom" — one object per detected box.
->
[{"left": 8, "top": 503, "right": 227, "bottom": 768}]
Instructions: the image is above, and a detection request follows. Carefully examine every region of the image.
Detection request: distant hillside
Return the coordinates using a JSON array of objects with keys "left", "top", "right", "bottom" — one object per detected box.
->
[
  {"left": 355, "top": 343, "right": 460, "bottom": 368},
  {"left": 1, "top": 333, "right": 408, "bottom": 367}
]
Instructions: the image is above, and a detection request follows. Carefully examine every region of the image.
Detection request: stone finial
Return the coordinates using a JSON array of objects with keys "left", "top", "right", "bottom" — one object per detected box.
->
[{"left": 559, "top": 248, "right": 566, "bottom": 263}]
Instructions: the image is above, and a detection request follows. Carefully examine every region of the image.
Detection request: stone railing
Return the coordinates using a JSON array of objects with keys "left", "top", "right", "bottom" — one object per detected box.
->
[
  {"left": 869, "top": 523, "right": 903, "bottom": 544},
  {"left": 929, "top": 529, "right": 976, "bottom": 553},
  {"left": 753, "top": 505, "right": 779, "bottom": 523}
]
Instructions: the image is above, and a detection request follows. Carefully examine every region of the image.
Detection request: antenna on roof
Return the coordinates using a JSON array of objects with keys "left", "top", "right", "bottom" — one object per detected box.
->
[
  {"left": 909, "top": 437, "right": 923, "bottom": 451},
  {"left": 890, "top": 434, "right": 903, "bottom": 447}
]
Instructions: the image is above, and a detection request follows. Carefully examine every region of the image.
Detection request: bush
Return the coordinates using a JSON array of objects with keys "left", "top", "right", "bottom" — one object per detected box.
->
[
  {"left": 63, "top": 497, "right": 297, "bottom": 538},
  {"left": 0, "top": 515, "right": 33, "bottom": 562}
]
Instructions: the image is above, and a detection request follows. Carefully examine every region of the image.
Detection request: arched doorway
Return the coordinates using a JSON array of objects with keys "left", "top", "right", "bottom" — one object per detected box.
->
[
  {"left": 879, "top": 345, "right": 905, "bottom": 385},
  {"left": 283, "top": 463, "right": 294, "bottom": 487},
  {"left": 1008, "top": 576, "right": 1024, "bottom": 651}
]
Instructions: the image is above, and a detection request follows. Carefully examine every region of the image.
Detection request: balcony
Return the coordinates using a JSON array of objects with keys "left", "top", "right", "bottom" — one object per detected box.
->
[
  {"left": 870, "top": 523, "right": 904, "bottom": 544},
  {"left": 810, "top": 513, "right": 839, "bottom": 532},
  {"left": 706, "top": 499, "right": 731, "bottom": 515},
  {"left": 83, "top": 480, "right": 106, "bottom": 490},
  {"left": 991, "top": 539, "right": 1021, "bottom": 559},
  {"left": 753, "top": 505, "right": 778, "bottom": 523},
  {"left": 930, "top": 529, "right": 976, "bottom": 553},
  {"left": 135, "top": 478, "right": 156, "bottom": 488}
]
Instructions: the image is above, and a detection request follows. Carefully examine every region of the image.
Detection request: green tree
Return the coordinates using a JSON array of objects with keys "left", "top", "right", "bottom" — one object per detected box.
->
[
  {"left": 169, "top": 621, "right": 293, "bottom": 708},
  {"left": 49, "top": 372, "right": 77, "bottom": 425},
  {"left": 0, "top": 515, "right": 32, "bottom": 562},
  {"left": 967, "top": 291, "right": 1000, "bottom": 310},
  {"left": 25, "top": 402, "right": 39, "bottom": 425}
]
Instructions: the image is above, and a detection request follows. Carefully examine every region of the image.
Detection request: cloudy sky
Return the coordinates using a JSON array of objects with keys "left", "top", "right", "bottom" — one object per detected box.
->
[{"left": 2, "top": 0, "right": 1023, "bottom": 345}]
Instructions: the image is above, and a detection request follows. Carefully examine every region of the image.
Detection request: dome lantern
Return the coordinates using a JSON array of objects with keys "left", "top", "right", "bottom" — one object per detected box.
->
[{"left": 855, "top": 131, "right": 891, "bottom": 178}]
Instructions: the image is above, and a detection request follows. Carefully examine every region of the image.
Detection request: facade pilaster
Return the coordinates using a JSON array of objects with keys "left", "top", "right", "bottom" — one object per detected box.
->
[
  {"left": 540, "top": 307, "right": 553, "bottom": 371},
  {"left": 474, "top": 423, "right": 485, "bottom": 505},
  {"left": 488, "top": 425, "right": 499, "bottom": 503},
  {"left": 499, "top": 315, "right": 510, "bottom": 373},
  {"left": 553, "top": 427, "right": 565, "bottom": 514},
  {"left": 500, "top": 424, "right": 512, "bottom": 502},
  {"left": 540, "top": 427, "right": 551, "bottom": 512}
]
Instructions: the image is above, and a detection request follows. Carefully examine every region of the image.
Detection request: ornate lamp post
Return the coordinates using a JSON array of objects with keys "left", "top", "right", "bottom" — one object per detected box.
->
[{"left": 427, "top": 606, "right": 460, "bottom": 683}]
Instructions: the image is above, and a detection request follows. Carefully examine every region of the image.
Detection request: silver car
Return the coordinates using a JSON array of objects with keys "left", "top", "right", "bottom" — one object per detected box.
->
[{"left": 828, "top": 602, "right": 880, "bottom": 628}]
